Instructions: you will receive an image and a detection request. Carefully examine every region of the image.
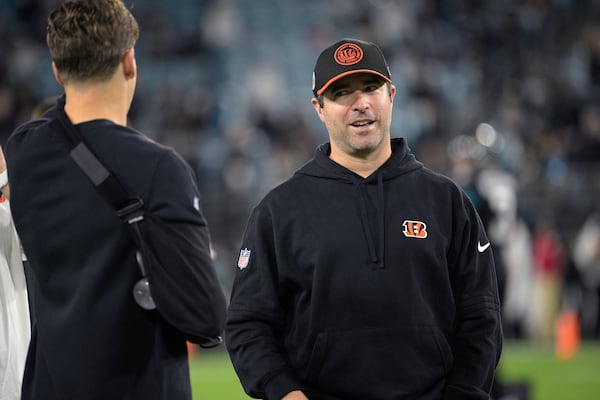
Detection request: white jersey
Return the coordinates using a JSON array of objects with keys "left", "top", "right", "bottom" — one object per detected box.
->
[{"left": 0, "top": 197, "right": 30, "bottom": 400}]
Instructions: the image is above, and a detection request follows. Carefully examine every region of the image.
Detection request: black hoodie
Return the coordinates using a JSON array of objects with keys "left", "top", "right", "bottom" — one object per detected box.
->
[
  {"left": 5, "top": 100, "right": 225, "bottom": 400},
  {"left": 226, "top": 138, "right": 502, "bottom": 400}
]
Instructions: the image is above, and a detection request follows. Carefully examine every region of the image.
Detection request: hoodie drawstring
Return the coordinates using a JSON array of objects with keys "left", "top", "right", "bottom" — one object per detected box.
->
[
  {"left": 352, "top": 172, "right": 385, "bottom": 269},
  {"left": 376, "top": 171, "right": 385, "bottom": 269}
]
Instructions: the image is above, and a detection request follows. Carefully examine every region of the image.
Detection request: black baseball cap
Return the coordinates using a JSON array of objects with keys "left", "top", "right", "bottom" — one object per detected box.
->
[{"left": 312, "top": 38, "right": 392, "bottom": 97}]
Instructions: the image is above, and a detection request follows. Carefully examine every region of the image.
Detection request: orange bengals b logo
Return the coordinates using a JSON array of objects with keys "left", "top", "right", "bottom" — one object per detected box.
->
[{"left": 402, "top": 220, "right": 428, "bottom": 238}]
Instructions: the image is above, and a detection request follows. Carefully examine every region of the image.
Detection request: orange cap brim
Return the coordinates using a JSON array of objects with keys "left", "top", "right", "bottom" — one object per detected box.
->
[{"left": 316, "top": 70, "right": 392, "bottom": 96}]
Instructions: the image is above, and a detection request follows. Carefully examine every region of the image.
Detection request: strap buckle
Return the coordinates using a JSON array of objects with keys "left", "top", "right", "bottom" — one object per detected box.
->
[{"left": 116, "top": 197, "right": 145, "bottom": 224}]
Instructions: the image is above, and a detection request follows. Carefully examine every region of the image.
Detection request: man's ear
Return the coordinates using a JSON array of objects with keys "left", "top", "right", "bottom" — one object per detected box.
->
[
  {"left": 122, "top": 48, "right": 136, "bottom": 81},
  {"left": 388, "top": 84, "right": 396, "bottom": 102},
  {"left": 311, "top": 97, "right": 326, "bottom": 123},
  {"left": 52, "top": 62, "right": 64, "bottom": 87}
]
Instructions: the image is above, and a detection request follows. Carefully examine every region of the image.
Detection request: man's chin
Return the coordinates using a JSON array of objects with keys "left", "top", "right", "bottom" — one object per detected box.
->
[
  {"left": 349, "top": 138, "right": 382, "bottom": 156},
  {"left": 350, "top": 146, "right": 379, "bottom": 159}
]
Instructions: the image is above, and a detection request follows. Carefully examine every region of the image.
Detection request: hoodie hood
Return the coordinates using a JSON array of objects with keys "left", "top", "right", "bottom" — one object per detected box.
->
[
  {"left": 295, "top": 138, "right": 422, "bottom": 182},
  {"left": 294, "top": 138, "right": 423, "bottom": 269}
]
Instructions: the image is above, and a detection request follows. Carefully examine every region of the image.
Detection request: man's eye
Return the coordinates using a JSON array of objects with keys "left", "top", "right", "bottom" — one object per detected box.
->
[{"left": 333, "top": 90, "right": 349, "bottom": 98}]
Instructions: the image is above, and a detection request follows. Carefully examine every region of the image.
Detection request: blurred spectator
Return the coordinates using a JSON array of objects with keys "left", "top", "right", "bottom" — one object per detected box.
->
[
  {"left": 573, "top": 212, "right": 600, "bottom": 338},
  {"left": 478, "top": 167, "right": 535, "bottom": 340},
  {"left": 531, "top": 225, "right": 566, "bottom": 344},
  {"left": 0, "top": 146, "right": 30, "bottom": 400},
  {"left": 448, "top": 132, "right": 535, "bottom": 340}
]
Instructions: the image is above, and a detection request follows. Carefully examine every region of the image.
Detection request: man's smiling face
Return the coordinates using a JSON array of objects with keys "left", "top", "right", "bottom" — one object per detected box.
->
[{"left": 312, "top": 72, "right": 396, "bottom": 160}]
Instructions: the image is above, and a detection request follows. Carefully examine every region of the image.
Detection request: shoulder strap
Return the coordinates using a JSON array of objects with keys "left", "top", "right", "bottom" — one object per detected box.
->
[
  {"left": 53, "top": 97, "right": 154, "bottom": 309},
  {"left": 53, "top": 97, "right": 144, "bottom": 222}
]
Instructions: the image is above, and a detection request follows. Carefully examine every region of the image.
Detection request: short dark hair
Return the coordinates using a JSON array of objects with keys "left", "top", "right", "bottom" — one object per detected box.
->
[{"left": 47, "top": 0, "right": 139, "bottom": 83}]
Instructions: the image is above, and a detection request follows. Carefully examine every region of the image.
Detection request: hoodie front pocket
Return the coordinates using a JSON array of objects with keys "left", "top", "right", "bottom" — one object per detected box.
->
[{"left": 305, "top": 325, "right": 453, "bottom": 399}]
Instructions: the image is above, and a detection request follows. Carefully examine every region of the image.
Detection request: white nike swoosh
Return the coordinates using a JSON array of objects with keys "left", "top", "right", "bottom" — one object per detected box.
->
[{"left": 478, "top": 241, "right": 491, "bottom": 253}]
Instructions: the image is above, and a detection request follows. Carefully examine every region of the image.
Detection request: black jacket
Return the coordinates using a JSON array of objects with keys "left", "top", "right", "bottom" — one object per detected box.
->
[
  {"left": 226, "top": 138, "right": 502, "bottom": 400},
  {"left": 6, "top": 99, "right": 219, "bottom": 400}
]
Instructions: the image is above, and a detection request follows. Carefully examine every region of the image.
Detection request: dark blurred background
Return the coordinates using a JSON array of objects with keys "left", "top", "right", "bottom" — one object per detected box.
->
[{"left": 2, "top": 0, "right": 600, "bottom": 343}]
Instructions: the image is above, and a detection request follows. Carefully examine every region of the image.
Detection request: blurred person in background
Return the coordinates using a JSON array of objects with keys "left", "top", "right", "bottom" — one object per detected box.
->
[
  {"left": 0, "top": 146, "right": 30, "bottom": 400},
  {"left": 449, "top": 143, "right": 535, "bottom": 399},
  {"left": 4, "top": 1, "right": 225, "bottom": 399},
  {"left": 226, "top": 38, "right": 502, "bottom": 400},
  {"left": 530, "top": 222, "right": 565, "bottom": 344},
  {"left": 573, "top": 211, "right": 600, "bottom": 338},
  {"left": 0, "top": 98, "right": 56, "bottom": 400},
  {"left": 479, "top": 173, "right": 533, "bottom": 340}
]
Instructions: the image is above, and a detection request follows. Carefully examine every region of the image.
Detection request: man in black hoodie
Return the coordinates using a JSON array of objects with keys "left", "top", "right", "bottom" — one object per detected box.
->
[{"left": 226, "top": 38, "right": 503, "bottom": 400}]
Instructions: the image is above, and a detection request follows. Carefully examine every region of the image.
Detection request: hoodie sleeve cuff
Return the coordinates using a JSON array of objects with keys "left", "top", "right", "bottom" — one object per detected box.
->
[{"left": 264, "top": 370, "right": 303, "bottom": 400}]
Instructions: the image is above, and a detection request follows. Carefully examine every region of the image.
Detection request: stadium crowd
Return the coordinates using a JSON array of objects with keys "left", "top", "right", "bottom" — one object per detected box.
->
[{"left": 1, "top": 0, "right": 599, "bottom": 341}]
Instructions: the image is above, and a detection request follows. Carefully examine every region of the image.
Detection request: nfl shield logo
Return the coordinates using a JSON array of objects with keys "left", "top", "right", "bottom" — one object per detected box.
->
[{"left": 237, "top": 248, "right": 251, "bottom": 270}]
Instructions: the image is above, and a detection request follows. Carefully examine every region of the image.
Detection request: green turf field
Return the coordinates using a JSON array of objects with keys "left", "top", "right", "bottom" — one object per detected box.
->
[
  {"left": 190, "top": 349, "right": 250, "bottom": 399},
  {"left": 497, "top": 341, "right": 600, "bottom": 400},
  {"left": 189, "top": 341, "right": 600, "bottom": 399}
]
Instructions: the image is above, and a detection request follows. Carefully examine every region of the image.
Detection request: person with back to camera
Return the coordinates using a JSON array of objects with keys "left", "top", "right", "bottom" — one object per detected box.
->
[
  {"left": 225, "top": 38, "right": 503, "bottom": 400},
  {"left": 4, "top": 1, "right": 226, "bottom": 399}
]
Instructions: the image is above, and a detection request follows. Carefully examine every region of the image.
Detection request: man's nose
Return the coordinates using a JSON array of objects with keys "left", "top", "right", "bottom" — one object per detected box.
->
[{"left": 352, "top": 92, "right": 370, "bottom": 111}]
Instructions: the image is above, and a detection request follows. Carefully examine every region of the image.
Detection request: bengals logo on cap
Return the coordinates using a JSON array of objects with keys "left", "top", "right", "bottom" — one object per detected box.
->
[
  {"left": 402, "top": 220, "right": 428, "bottom": 239},
  {"left": 334, "top": 43, "right": 363, "bottom": 66}
]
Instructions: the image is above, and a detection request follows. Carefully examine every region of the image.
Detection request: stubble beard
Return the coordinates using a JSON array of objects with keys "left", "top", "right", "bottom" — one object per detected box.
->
[{"left": 346, "top": 127, "right": 386, "bottom": 158}]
